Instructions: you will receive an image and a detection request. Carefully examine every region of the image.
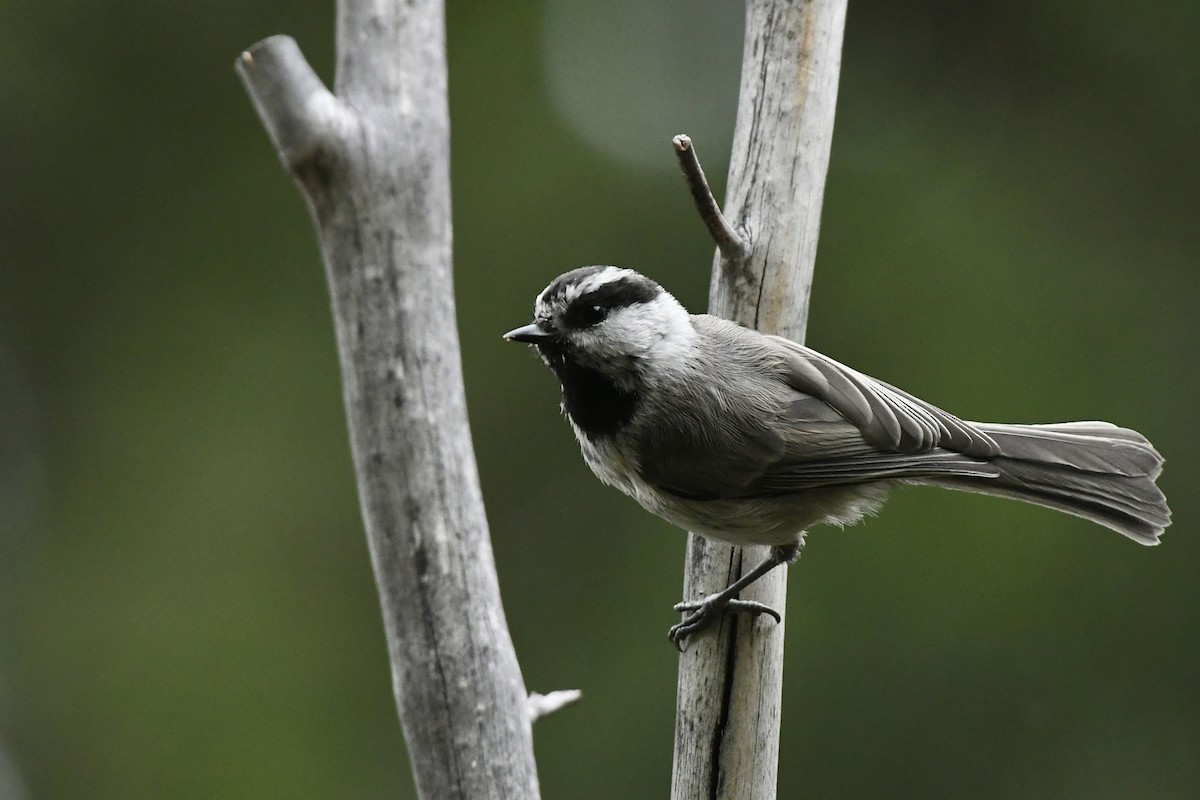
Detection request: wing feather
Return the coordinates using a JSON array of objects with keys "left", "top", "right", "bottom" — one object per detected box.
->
[
  {"left": 637, "top": 316, "right": 1000, "bottom": 502},
  {"left": 772, "top": 336, "right": 999, "bottom": 457}
]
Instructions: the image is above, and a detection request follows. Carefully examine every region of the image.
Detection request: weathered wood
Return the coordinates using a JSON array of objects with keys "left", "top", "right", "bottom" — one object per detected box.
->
[
  {"left": 671, "top": 1, "right": 848, "bottom": 798},
  {"left": 236, "top": 4, "right": 542, "bottom": 797}
]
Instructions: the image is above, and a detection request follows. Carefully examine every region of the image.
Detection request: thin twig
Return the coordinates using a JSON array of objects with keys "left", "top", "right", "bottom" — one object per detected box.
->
[
  {"left": 672, "top": 134, "right": 748, "bottom": 260},
  {"left": 526, "top": 689, "right": 582, "bottom": 722}
]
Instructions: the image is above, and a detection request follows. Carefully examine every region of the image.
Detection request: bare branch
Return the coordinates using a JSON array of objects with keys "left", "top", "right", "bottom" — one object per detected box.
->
[
  {"left": 672, "top": 1, "right": 849, "bottom": 798},
  {"left": 237, "top": 5, "right": 541, "bottom": 799},
  {"left": 673, "top": 134, "right": 748, "bottom": 261}
]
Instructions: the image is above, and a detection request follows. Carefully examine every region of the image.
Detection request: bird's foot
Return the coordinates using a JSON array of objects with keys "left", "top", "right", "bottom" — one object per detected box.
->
[{"left": 668, "top": 595, "right": 782, "bottom": 650}]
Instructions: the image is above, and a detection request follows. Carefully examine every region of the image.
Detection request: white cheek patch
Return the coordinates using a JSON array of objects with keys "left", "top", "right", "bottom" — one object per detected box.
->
[
  {"left": 588, "top": 307, "right": 650, "bottom": 355},
  {"left": 641, "top": 292, "right": 696, "bottom": 359},
  {"left": 586, "top": 298, "right": 695, "bottom": 360}
]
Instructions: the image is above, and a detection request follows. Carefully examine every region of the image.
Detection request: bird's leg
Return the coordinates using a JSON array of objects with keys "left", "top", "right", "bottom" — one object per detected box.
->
[{"left": 669, "top": 539, "right": 804, "bottom": 648}]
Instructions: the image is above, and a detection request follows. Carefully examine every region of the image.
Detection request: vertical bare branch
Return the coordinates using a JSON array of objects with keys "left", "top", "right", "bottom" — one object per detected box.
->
[
  {"left": 235, "top": 3, "right": 542, "bottom": 797},
  {"left": 672, "top": 1, "right": 848, "bottom": 798}
]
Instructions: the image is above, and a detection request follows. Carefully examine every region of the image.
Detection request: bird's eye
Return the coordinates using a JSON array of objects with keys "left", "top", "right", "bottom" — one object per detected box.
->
[{"left": 579, "top": 304, "right": 606, "bottom": 326}]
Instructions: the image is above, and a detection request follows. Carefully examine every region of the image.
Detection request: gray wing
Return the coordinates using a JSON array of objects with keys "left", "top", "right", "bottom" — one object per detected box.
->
[
  {"left": 769, "top": 335, "right": 999, "bottom": 458},
  {"left": 638, "top": 423, "right": 788, "bottom": 501},
  {"left": 638, "top": 320, "right": 1000, "bottom": 501}
]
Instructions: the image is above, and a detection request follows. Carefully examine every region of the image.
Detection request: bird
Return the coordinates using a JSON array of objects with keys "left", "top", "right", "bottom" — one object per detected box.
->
[{"left": 503, "top": 265, "right": 1171, "bottom": 646}]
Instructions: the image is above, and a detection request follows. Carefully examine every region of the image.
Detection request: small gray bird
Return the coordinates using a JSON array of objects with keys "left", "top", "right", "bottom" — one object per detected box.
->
[{"left": 505, "top": 266, "right": 1171, "bottom": 645}]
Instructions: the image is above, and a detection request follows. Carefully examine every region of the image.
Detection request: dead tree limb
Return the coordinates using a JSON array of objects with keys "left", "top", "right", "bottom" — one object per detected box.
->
[
  {"left": 235, "top": 2, "right": 553, "bottom": 796},
  {"left": 671, "top": 1, "right": 848, "bottom": 798}
]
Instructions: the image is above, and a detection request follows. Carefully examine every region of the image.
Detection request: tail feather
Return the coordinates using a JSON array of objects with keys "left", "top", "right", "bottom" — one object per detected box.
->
[
  {"left": 996, "top": 459, "right": 1167, "bottom": 520},
  {"left": 927, "top": 422, "right": 1171, "bottom": 545},
  {"left": 978, "top": 422, "right": 1164, "bottom": 478}
]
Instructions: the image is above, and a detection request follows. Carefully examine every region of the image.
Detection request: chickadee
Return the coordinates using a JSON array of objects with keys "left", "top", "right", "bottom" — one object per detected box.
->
[{"left": 505, "top": 266, "right": 1171, "bottom": 645}]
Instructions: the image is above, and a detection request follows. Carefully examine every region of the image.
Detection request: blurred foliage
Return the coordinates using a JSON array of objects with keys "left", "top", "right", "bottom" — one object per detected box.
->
[{"left": 1, "top": 0, "right": 1197, "bottom": 798}]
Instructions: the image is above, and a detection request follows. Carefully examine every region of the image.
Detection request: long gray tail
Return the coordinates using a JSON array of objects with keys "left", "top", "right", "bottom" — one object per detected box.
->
[{"left": 928, "top": 421, "right": 1170, "bottom": 545}]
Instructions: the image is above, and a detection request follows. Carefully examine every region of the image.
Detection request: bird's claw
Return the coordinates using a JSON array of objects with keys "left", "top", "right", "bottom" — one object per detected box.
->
[{"left": 668, "top": 596, "right": 782, "bottom": 650}]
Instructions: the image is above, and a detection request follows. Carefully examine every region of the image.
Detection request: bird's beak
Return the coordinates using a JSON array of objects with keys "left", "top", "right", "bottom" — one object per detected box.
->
[{"left": 503, "top": 322, "right": 558, "bottom": 344}]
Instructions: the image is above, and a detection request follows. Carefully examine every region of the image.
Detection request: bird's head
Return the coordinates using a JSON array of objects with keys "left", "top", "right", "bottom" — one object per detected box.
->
[{"left": 504, "top": 266, "right": 694, "bottom": 387}]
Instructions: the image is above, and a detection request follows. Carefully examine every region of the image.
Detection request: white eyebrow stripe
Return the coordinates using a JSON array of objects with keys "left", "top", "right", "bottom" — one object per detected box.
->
[
  {"left": 532, "top": 266, "right": 643, "bottom": 318},
  {"left": 570, "top": 267, "right": 634, "bottom": 301}
]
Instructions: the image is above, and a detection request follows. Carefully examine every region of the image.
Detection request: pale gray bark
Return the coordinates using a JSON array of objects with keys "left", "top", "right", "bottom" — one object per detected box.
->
[
  {"left": 235, "top": 3, "right": 545, "bottom": 797},
  {"left": 671, "top": 1, "right": 848, "bottom": 799}
]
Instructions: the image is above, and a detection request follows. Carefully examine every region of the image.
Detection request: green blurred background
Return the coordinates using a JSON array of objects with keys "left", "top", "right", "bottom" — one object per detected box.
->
[{"left": 2, "top": 0, "right": 1197, "bottom": 798}]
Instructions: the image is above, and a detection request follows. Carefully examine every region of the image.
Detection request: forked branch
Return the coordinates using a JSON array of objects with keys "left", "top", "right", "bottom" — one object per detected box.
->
[
  {"left": 236, "top": 5, "right": 550, "bottom": 798},
  {"left": 236, "top": 36, "right": 353, "bottom": 176}
]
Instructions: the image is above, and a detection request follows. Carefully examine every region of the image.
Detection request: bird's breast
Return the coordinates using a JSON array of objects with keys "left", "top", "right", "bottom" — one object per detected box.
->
[
  {"left": 551, "top": 356, "right": 640, "bottom": 440},
  {"left": 575, "top": 433, "right": 639, "bottom": 493}
]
